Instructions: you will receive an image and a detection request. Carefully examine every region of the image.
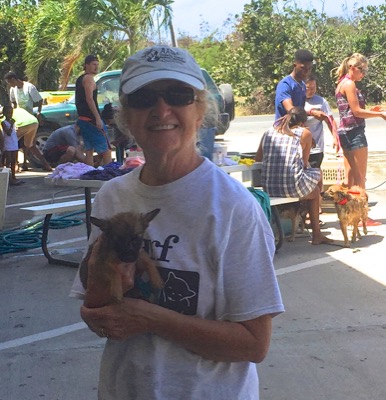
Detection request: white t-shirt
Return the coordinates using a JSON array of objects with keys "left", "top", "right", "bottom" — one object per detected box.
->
[
  {"left": 304, "top": 94, "right": 333, "bottom": 153},
  {"left": 9, "top": 81, "right": 42, "bottom": 114},
  {"left": 1, "top": 120, "right": 18, "bottom": 151},
  {"left": 71, "top": 158, "right": 284, "bottom": 400}
]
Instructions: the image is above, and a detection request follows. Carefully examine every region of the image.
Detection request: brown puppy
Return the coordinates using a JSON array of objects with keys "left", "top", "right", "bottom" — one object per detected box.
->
[
  {"left": 323, "top": 185, "right": 368, "bottom": 247},
  {"left": 79, "top": 209, "right": 163, "bottom": 308},
  {"left": 276, "top": 201, "right": 308, "bottom": 242}
]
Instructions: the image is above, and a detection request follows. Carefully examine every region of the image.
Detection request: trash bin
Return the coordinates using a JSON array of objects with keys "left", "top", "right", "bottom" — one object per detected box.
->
[{"left": 0, "top": 167, "right": 10, "bottom": 230}]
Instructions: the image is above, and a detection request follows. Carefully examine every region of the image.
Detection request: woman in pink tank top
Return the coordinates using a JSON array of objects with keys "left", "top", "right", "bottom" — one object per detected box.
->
[{"left": 335, "top": 53, "right": 386, "bottom": 226}]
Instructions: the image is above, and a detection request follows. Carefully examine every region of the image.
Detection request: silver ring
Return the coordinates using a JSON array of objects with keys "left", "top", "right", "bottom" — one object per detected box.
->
[{"left": 99, "top": 327, "right": 106, "bottom": 337}]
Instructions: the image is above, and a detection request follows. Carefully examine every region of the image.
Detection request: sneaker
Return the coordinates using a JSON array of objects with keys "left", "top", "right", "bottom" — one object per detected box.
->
[{"left": 360, "top": 218, "right": 381, "bottom": 227}]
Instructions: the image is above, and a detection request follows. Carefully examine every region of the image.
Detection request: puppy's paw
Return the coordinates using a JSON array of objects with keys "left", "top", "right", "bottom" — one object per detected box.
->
[{"left": 150, "top": 273, "right": 164, "bottom": 290}]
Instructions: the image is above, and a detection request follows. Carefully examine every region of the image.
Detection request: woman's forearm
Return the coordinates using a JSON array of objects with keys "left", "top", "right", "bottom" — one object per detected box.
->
[{"left": 138, "top": 300, "right": 273, "bottom": 363}]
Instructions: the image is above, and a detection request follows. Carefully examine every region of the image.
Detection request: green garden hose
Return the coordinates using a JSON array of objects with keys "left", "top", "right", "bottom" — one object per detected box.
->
[{"left": 0, "top": 211, "right": 84, "bottom": 255}]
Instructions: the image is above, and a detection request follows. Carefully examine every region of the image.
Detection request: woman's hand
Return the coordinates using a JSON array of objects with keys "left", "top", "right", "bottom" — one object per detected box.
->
[
  {"left": 370, "top": 105, "right": 386, "bottom": 120},
  {"left": 332, "top": 136, "right": 341, "bottom": 153},
  {"left": 80, "top": 298, "right": 154, "bottom": 340},
  {"left": 310, "top": 109, "right": 327, "bottom": 121}
]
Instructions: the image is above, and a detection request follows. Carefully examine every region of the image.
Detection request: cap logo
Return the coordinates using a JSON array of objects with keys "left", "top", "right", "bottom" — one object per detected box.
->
[{"left": 142, "top": 47, "right": 185, "bottom": 65}]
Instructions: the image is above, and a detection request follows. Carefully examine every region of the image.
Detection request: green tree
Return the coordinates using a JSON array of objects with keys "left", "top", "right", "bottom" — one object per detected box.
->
[
  {"left": 0, "top": 5, "right": 26, "bottom": 103},
  {"left": 178, "top": 34, "right": 223, "bottom": 75},
  {"left": 214, "top": 0, "right": 357, "bottom": 113},
  {"left": 353, "top": 5, "right": 386, "bottom": 103},
  {"left": 24, "top": 0, "right": 174, "bottom": 89}
]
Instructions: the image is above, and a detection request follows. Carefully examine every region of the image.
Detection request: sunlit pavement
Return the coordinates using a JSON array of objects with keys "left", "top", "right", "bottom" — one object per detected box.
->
[{"left": 1, "top": 148, "right": 386, "bottom": 399}]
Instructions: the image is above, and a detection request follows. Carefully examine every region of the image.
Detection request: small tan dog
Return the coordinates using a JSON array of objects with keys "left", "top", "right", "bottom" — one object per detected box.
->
[
  {"left": 323, "top": 185, "right": 368, "bottom": 247},
  {"left": 276, "top": 201, "right": 307, "bottom": 242},
  {"left": 79, "top": 209, "right": 163, "bottom": 308}
]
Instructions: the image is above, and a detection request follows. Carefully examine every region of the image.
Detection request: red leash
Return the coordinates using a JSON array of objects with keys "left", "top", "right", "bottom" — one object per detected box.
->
[{"left": 326, "top": 114, "right": 344, "bottom": 184}]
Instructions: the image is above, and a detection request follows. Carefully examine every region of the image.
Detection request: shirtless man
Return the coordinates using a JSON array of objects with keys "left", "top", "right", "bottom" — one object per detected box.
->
[{"left": 75, "top": 55, "right": 111, "bottom": 166}]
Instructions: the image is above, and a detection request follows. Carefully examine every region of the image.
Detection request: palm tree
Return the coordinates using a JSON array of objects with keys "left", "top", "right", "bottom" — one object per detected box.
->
[
  {"left": 23, "top": 0, "right": 66, "bottom": 86},
  {"left": 24, "top": 0, "right": 174, "bottom": 88}
]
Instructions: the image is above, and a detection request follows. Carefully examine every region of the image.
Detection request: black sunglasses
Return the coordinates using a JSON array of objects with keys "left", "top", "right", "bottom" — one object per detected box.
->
[
  {"left": 126, "top": 86, "right": 197, "bottom": 109},
  {"left": 356, "top": 66, "right": 368, "bottom": 74}
]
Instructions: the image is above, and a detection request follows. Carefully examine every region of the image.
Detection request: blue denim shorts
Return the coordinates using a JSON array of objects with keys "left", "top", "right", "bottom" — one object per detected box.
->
[
  {"left": 308, "top": 152, "right": 324, "bottom": 168},
  {"left": 77, "top": 119, "right": 110, "bottom": 153},
  {"left": 338, "top": 126, "right": 367, "bottom": 151}
]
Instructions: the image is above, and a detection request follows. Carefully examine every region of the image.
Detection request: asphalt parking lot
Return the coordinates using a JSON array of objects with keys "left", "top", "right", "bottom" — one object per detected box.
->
[{"left": 1, "top": 164, "right": 386, "bottom": 399}]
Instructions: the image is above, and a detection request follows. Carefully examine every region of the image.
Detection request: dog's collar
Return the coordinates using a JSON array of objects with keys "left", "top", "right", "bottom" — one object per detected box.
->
[
  {"left": 348, "top": 190, "right": 360, "bottom": 195},
  {"left": 337, "top": 198, "right": 348, "bottom": 205}
]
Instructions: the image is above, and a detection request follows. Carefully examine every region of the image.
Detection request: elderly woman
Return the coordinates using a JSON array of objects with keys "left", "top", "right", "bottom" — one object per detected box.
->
[
  {"left": 70, "top": 45, "right": 284, "bottom": 399},
  {"left": 255, "top": 107, "right": 333, "bottom": 245}
]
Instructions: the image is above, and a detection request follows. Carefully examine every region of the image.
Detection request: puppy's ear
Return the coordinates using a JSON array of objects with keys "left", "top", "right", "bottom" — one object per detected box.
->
[
  {"left": 142, "top": 208, "right": 161, "bottom": 225},
  {"left": 90, "top": 216, "right": 111, "bottom": 232}
]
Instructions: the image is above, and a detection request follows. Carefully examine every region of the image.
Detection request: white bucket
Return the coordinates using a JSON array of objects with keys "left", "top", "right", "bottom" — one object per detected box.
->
[{"left": 212, "top": 143, "right": 228, "bottom": 166}]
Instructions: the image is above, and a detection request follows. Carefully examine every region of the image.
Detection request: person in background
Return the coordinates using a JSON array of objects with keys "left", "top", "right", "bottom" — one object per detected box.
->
[
  {"left": 305, "top": 75, "right": 339, "bottom": 167},
  {"left": 101, "top": 102, "right": 134, "bottom": 165},
  {"left": 1, "top": 105, "right": 21, "bottom": 185},
  {"left": 71, "top": 45, "right": 284, "bottom": 399},
  {"left": 4, "top": 71, "right": 43, "bottom": 117},
  {"left": 335, "top": 52, "right": 386, "bottom": 226},
  {"left": 275, "top": 49, "right": 316, "bottom": 119},
  {"left": 43, "top": 124, "right": 85, "bottom": 166},
  {"left": 304, "top": 75, "right": 339, "bottom": 219},
  {"left": 4, "top": 71, "right": 44, "bottom": 171},
  {"left": 255, "top": 106, "right": 333, "bottom": 245},
  {"left": 9, "top": 107, "right": 52, "bottom": 172},
  {"left": 75, "top": 55, "right": 112, "bottom": 166}
]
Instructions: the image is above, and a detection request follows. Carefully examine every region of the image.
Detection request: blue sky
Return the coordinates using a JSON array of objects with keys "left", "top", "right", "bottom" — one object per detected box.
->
[{"left": 172, "top": 0, "right": 386, "bottom": 37}]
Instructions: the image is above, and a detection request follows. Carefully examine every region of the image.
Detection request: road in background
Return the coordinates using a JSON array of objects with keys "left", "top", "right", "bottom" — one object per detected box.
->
[{"left": 219, "top": 113, "right": 386, "bottom": 154}]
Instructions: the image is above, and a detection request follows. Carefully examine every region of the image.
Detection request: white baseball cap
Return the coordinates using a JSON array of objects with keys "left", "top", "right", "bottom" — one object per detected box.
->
[{"left": 119, "top": 45, "right": 206, "bottom": 95}]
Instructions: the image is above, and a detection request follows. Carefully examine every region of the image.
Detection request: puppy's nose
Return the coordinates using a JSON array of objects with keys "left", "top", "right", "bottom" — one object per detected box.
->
[{"left": 320, "top": 191, "right": 325, "bottom": 196}]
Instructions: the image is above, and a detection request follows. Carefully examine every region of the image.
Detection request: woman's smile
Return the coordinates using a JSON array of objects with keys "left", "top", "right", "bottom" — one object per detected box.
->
[{"left": 149, "top": 123, "right": 178, "bottom": 131}]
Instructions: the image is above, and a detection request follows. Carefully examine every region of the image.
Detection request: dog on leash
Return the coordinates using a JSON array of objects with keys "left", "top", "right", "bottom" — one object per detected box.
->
[
  {"left": 79, "top": 209, "right": 163, "bottom": 308},
  {"left": 322, "top": 184, "right": 368, "bottom": 247}
]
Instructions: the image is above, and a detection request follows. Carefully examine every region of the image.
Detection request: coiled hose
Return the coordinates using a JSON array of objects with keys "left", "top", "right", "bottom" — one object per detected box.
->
[{"left": 0, "top": 211, "right": 84, "bottom": 255}]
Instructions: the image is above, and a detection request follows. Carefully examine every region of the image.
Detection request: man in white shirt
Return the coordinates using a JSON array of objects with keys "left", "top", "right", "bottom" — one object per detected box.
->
[
  {"left": 4, "top": 71, "right": 49, "bottom": 171},
  {"left": 4, "top": 71, "right": 43, "bottom": 117}
]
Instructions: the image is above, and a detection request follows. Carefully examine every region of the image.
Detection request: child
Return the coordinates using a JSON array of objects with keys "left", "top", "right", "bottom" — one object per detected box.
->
[{"left": 1, "top": 105, "right": 22, "bottom": 185}]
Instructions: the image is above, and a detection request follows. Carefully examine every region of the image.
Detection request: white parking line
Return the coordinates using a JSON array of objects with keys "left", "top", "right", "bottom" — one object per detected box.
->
[
  {"left": 0, "top": 322, "right": 87, "bottom": 351},
  {"left": 1, "top": 250, "right": 380, "bottom": 351},
  {"left": 276, "top": 256, "right": 334, "bottom": 276}
]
